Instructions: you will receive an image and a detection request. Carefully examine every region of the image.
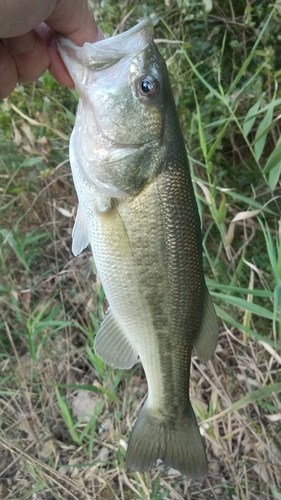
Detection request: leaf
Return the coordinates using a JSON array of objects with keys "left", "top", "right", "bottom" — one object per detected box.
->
[
  {"left": 271, "top": 485, "right": 281, "bottom": 500},
  {"left": 224, "top": 207, "right": 263, "bottom": 247},
  {"left": 253, "top": 104, "right": 274, "bottom": 161},
  {"left": 217, "top": 194, "right": 227, "bottom": 224},
  {"left": 9, "top": 102, "right": 69, "bottom": 140},
  {"left": 231, "top": 207, "right": 264, "bottom": 223},
  {"left": 259, "top": 219, "right": 279, "bottom": 283},
  {"left": 56, "top": 383, "right": 120, "bottom": 403},
  {"left": 273, "top": 283, "right": 281, "bottom": 341},
  {"left": 0, "top": 229, "right": 28, "bottom": 271},
  {"left": 56, "top": 206, "right": 73, "bottom": 217},
  {"left": 228, "top": 8, "right": 275, "bottom": 95},
  {"left": 242, "top": 96, "right": 263, "bottom": 137},
  {"left": 206, "top": 278, "right": 273, "bottom": 297},
  {"left": 212, "top": 292, "right": 274, "bottom": 320},
  {"left": 183, "top": 52, "right": 221, "bottom": 100},
  {"left": 259, "top": 340, "right": 281, "bottom": 365},
  {"left": 242, "top": 269, "right": 254, "bottom": 342},
  {"left": 223, "top": 190, "right": 274, "bottom": 213},
  {"left": 21, "top": 156, "right": 44, "bottom": 167},
  {"left": 268, "top": 161, "right": 281, "bottom": 190},
  {"left": 196, "top": 181, "right": 212, "bottom": 205},
  {"left": 263, "top": 136, "right": 281, "bottom": 174},
  {"left": 203, "top": 382, "right": 281, "bottom": 423},
  {"left": 55, "top": 388, "right": 81, "bottom": 445},
  {"left": 193, "top": 88, "right": 207, "bottom": 160},
  {"left": 214, "top": 304, "right": 279, "bottom": 348},
  {"left": 224, "top": 202, "right": 274, "bottom": 247}
]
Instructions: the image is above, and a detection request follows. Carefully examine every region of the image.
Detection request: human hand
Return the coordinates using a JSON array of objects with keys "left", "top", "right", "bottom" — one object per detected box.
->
[{"left": 0, "top": 0, "right": 103, "bottom": 99}]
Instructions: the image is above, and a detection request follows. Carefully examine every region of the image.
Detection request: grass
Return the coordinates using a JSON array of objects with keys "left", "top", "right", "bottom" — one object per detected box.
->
[{"left": 0, "top": 1, "right": 281, "bottom": 499}]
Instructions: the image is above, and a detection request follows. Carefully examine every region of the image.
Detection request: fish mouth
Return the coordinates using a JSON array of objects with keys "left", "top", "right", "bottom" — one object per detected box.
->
[{"left": 57, "top": 18, "right": 153, "bottom": 74}]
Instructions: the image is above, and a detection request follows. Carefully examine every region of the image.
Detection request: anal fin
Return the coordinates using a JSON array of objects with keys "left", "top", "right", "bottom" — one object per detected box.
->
[
  {"left": 94, "top": 309, "right": 138, "bottom": 369},
  {"left": 193, "top": 286, "right": 219, "bottom": 363}
]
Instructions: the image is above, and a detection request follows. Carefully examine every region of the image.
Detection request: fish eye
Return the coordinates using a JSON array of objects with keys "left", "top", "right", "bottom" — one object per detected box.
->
[{"left": 139, "top": 76, "right": 158, "bottom": 98}]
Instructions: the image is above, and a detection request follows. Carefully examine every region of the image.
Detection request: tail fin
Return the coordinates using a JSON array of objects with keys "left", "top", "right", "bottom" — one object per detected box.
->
[{"left": 126, "top": 403, "right": 208, "bottom": 479}]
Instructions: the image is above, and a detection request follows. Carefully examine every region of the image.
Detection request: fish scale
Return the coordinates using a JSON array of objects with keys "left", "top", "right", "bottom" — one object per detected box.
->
[
  {"left": 58, "top": 18, "right": 219, "bottom": 478},
  {"left": 154, "top": 167, "right": 202, "bottom": 412}
]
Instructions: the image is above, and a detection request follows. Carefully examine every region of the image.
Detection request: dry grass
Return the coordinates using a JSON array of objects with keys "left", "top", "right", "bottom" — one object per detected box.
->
[
  {"left": 1, "top": 295, "right": 281, "bottom": 499},
  {"left": 1, "top": 2, "right": 281, "bottom": 499}
]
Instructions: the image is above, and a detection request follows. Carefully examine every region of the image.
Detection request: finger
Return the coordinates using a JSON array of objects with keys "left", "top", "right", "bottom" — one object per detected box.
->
[
  {"left": 0, "top": 0, "right": 57, "bottom": 38},
  {"left": 46, "top": 0, "right": 101, "bottom": 45},
  {"left": 47, "top": 0, "right": 104, "bottom": 87},
  {"left": 4, "top": 31, "right": 50, "bottom": 85},
  {"left": 1, "top": 0, "right": 101, "bottom": 45},
  {"left": 0, "top": 41, "right": 18, "bottom": 99},
  {"left": 33, "top": 23, "right": 73, "bottom": 87},
  {"left": 48, "top": 38, "right": 75, "bottom": 87},
  {"left": 48, "top": 26, "right": 104, "bottom": 87}
]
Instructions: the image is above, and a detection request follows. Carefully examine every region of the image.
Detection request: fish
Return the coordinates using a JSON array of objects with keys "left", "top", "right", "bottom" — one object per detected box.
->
[{"left": 57, "top": 19, "right": 219, "bottom": 479}]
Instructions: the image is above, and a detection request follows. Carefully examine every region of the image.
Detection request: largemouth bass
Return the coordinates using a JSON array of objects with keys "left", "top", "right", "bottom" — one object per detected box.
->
[{"left": 58, "top": 19, "right": 218, "bottom": 479}]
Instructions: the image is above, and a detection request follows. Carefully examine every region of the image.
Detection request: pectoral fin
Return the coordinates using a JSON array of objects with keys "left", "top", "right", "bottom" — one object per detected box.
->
[
  {"left": 72, "top": 204, "right": 89, "bottom": 256},
  {"left": 94, "top": 309, "right": 138, "bottom": 369},
  {"left": 193, "top": 287, "right": 219, "bottom": 363}
]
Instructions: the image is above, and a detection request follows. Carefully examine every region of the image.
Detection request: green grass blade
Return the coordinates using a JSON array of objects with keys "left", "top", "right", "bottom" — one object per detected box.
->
[
  {"left": 263, "top": 136, "right": 281, "bottom": 174},
  {"left": 273, "top": 284, "right": 281, "bottom": 340},
  {"left": 215, "top": 305, "right": 279, "bottom": 348},
  {"left": 242, "top": 95, "right": 263, "bottom": 137},
  {"left": 259, "top": 218, "right": 280, "bottom": 283},
  {"left": 227, "top": 6, "right": 275, "bottom": 95},
  {"left": 56, "top": 383, "right": 120, "bottom": 403},
  {"left": 207, "top": 279, "right": 273, "bottom": 297},
  {"left": 253, "top": 103, "right": 274, "bottom": 161},
  {"left": 204, "top": 382, "right": 281, "bottom": 422},
  {"left": 55, "top": 387, "right": 82, "bottom": 445},
  {"left": 271, "top": 486, "right": 281, "bottom": 500},
  {"left": 268, "top": 161, "right": 281, "bottom": 190},
  {"left": 212, "top": 292, "right": 273, "bottom": 320}
]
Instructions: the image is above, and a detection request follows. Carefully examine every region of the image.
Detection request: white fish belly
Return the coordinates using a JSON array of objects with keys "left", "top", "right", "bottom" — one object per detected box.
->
[{"left": 79, "top": 178, "right": 168, "bottom": 411}]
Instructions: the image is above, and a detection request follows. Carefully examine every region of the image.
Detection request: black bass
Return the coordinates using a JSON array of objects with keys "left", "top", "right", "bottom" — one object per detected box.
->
[{"left": 57, "top": 19, "right": 218, "bottom": 479}]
